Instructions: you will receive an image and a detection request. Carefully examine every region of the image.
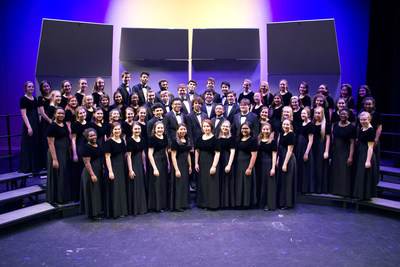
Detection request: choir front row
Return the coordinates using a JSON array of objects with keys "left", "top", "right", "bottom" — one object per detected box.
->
[{"left": 46, "top": 105, "right": 379, "bottom": 220}]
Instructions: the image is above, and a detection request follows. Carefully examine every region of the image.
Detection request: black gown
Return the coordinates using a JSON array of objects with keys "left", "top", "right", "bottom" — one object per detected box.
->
[
  {"left": 330, "top": 123, "right": 356, "bottom": 197},
  {"left": 87, "top": 122, "right": 106, "bottom": 148},
  {"left": 126, "top": 137, "right": 148, "bottom": 215},
  {"left": 46, "top": 122, "right": 72, "bottom": 204},
  {"left": 299, "top": 95, "right": 311, "bottom": 108},
  {"left": 170, "top": 139, "right": 192, "bottom": 210},
  {"left": 277, "top": 132, "right": 297, "bottom": 208},
  {"left": 196, "top": 135, "right": 221, "bottom": 209},
  {"left": 256, "top": 139, "right": 277, "bottom": 210},
  {"left": 219, "top": 136, "right": 236, "bottom": 208},
  {"left": 104, "top": 139, "right": 128, "bottom": 218},
  {"left": 353, "top": 128, "right": 378, "bottom": 200},
  {"left": 147, "top": 134, "right": 169, "bottom": 211},
  {"left": 38, "top": 96, "right": 51, "bottom": 167},
  {"left": 71, "top": 121, "right": 89, "bottom": 202},
  {"left": 296, "top": 122, "right": 315, "bottom": 193},
  {"left": 79, "top": 143, "right": 103, "bottom": 218},
  {"left": 18, "top": 96, "right": 43, "bottom": 173},
  {"left": 235, "top": 137, "right": 258, "bottom": 208},
  {"left": 312, "top": 123, "right": 331, "bottom": 193}
]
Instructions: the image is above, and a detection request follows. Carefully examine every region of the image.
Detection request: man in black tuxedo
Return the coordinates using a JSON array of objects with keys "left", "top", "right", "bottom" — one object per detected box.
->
[
  {"left": 187, "top": 80, "right": 199, "bottom": 103},
  {"left": 132, "top": 71, "right": 151, "bottom": 106},
  {"left": 159, "top": 90, "right": 172, "bottom": 114},
  {"left": 177, "top": 84, "right": 191, "bottom": 114},
  {"left": 116, "top": 71, "right": 132, "bottom": 105},
  {"left": 155, "top": 79, "right": 175, "bottom": 103},
  {"left": 147, "top": 103, "right": 166, "bottom": 138},
  {"left": 200, "top": 77, "right": 221, "bottom": 104},
  {"left": 201, "top": 89, "right": 217, "bottom": 119},
  {"left": 211, "top": 104, "right": 227, "bottom": 137},
  {"left": 220, "top": 81, "right": 231, "bottom": 106},
  {"left": 232, "top": 98, "right": 259, "bottom": 138},
  {"left": 224, "top": 90, "right": 240, "bottom": 123},
  {"left": 164, "top": 98, "right": 188, "bottom": 149},
  {"left": 143, "top": 90, "right": 156, "bottom": 122}
]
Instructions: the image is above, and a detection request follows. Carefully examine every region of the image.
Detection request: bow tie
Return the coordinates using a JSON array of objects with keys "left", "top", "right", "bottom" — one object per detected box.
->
[
  {"left": 189, "top": 92, "right": 194, "bottom": 95},
  {"left": 176, "top": 112, "right": 181, "bottom": 116},
  {"left": 157, "top": 117, "right": 163, "bottom": 121},
  {"left": 206, "top": 103, "right": 212, "bottom": 106},
  {"left": 241, "top": 114, "right": 247, "bottom": 117},
  {"left": 195, "top": 112, "right": 202, "bottom": 116},
  {"left": 228, "top": 103, "right": 233, "bottom": 106}
]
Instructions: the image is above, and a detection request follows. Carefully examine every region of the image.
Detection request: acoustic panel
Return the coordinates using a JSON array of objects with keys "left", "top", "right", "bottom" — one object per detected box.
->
[
  {"left": 267, "top": 19, "right": 340, "bottom": 74},
  {"left": 120, "top": 28, "right": 188, "bottom": 60},
  {"left": 192, "top": 29, "right": 260, "bottom": 60},
  {"left": 36, "top": 19, "right": 113, "bottom": 76}
]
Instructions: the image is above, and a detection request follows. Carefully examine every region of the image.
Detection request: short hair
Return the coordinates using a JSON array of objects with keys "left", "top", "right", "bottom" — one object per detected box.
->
[
  {"left": 207, "top": 77, "right": 215, "bottom": 83},
  {"left": 152, "top": 102, "right": 164, "bottom": 112},
  {"left": 177, "top": 84, "right": 187, "bottom": 91},
  {"left": 221, "top": 81, "right": 231, "bottom": 88},
  {"left": 191, "top": 96, "right": 204, "bottom": 107},
  {"left": 358, "top": 111, "right": 371, "bottom": 121},
  {"left": 171, "top": 97, "right": 182, "bottom": 105},
  {"left": 160, "top": 90, "right": 170, "bottom": 97},
  {"left": 227, "top": 90, "right": 236, "bottom": 97},
  {"left": 188, "top": 80, "right": 197, "bottom": 86},
  {"left": 204, "top": 88, "right": 214, "bottom": 95},
  {"left": 140, "top": 71, "right": 150, "bottom": 77},
  {"left": 158, "top": 79, "right": 168, "bottom": 88},
  {"left": 121, "top": 71, "right": 130, "bottom": 78},
  {"left": 202, "top": 119, "right": 214, "bottom": 132},
  {"left": 239, "top": 99, "right": 251, "bottom": 106},
  {"left": 147, "top": 89, "right": 155, "bottom": 97},
  {"left": 83, "top": 128, "right": 97, "bottom": 140},
  {"left": 215, "top": 104, "right": 225, "bottom": 111}
]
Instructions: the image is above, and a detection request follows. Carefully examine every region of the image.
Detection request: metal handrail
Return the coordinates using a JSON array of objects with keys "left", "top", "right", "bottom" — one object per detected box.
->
[{"left": 0, "top": 114, "right": 22, "bottom": 172}]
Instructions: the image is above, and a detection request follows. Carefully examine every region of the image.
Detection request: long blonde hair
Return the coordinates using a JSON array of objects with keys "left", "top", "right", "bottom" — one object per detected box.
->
[
  {"left": 258, "top": 122, "right": 273, "bottom": 144},
  {"left": 313, "top": 106, "right": 326, "bottom": 141}
]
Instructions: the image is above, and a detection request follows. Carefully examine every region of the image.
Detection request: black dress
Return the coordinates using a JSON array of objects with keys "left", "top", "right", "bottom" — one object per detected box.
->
[
  {"left": 71, "top": 121, "right": 89, "bottom": 202},
  {"left": 280, "top": 92, "right": 293, "bottom": 106},
  {"left": 170, "top": 139, "right": 192, "bottom": 210},
  {"left": 296, "top": 122, "right": 315, "bottom": 193},
  {"left": 299, "top": 95, "right": 311, "bottom": 108},
  {"left": 126, "top": 137, "right": 148, "bottom": 215},
  {"left": 147, "top": 134, "right": 169, "bottom": 211},
  {"left": 256, "top": 139, "right": 277, "bottom": 210},
  {"left": 38, "top": 96, "right": 51, "bottom": 166},
  {"left": 104, "top": 139, "right": 128, "bottom": 218},
  {"left": 64, "top": 109, "right": 76, "bottom": 126},
  {"left": 79, "top": 143, "right": 103, "bottom": 218},
  {"left": 331, "top": 110, "right": 355, "bottom": 124},
  {"left": 19, "top": 96, "right": 43, "bottom": 173},
  {"left": 312, "top": 123, "right": 331, "bottom": 193},
  {"left": 196, "top": 135, "right": 221, "bottom": 209},
  {"left": 219, "top": 136, "right": 236, "bottom": 208},
  {"left": 87, "top": 122, "right": 106, "bottom": 149},
  {"left": 235, "top": 137, "right": 258, "bottom": 208},
  {"left": 122, "top": 121, "right": 133, "bottom": 138},
  {"left": 46, "top": 122, "right": 72, "bottom": 204},
  {"left": 330, "top": 123, "right": 356, "bottom": 197},
  {"left": 277, "top": 132, "right": 296, "bottom": 208},
  {"left": 353, "top": 128, "right": 378, "bottom": 200}
]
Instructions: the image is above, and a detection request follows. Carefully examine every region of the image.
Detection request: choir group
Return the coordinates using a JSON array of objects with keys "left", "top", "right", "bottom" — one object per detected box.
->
[{"left": 17, "top": 72, "right": 382, "bottom": 220}]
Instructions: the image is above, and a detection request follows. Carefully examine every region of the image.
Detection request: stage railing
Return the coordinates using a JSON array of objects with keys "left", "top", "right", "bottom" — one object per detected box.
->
[{"left": 0, "top": 114, "right": 22, "bottom": 173}]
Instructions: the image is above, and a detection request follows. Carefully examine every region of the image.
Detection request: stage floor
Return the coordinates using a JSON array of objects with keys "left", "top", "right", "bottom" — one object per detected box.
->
[{"left": 0, "top": 200, "right": 399, "bottom": 266}]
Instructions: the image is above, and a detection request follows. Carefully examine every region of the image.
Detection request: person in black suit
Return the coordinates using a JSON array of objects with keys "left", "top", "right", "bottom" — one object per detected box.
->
[
  {"left": 220, "top": 81, "right": 231, "bottom": 106},
  {"left": 164, "top": 98, "right": 188, "bottom": 149},
  {"left": 147, "top": 103, "right": 166, "bottom": 139},
  {"left": 201, "top": 89, "right": 217, "bottom": 119},
  {"left": 132, "top": 71, "right": 151, "bottom": 106},
  {"left": 200, "top": 77, "right": 221, "bottom": 104},
  {"left": 155, "top": 79, "right": 175, "bottom": 103},
  {"left": 211, "top": 104, "right": 227, "bottom": 137},
  {"left": 177, "top": 84, "right": 191, "bottom": 114},
  {"left": 116, "top": 71, "right": 132, "bottom": 105},
  {"left": 232, "top": 99, "right": 259, "bottom": 138},
  {"left": 187, "top": 80, "right": 199, "bottom": 103},
  {"left": 224, "top": 90, "right": 240, "bottom": 123},
  {"left": 159, "top": 90, "right": 172, "bottom": 114},
  {"left": 143, "top": 90, "right": 157, "bottom": 122}
]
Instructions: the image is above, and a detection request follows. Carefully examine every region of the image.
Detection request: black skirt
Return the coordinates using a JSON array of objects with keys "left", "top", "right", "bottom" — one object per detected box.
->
[
  {"left": 196, "top": 150, "right": 220, "bottom": 209},
  {"left": 256, "top": 151, "right": 277, "bottom": 210},
  {"left": 127, "top": 151, "right": 148, "bottom": 215},
  {"left": 170, "top": 150, "right": 190, "bottom": 210},
  {"left": 147, "top": 149, "right": 169, "bottom": 211},
  {"left": 79, "top": 157, "right": 103, "bottom": 217}
]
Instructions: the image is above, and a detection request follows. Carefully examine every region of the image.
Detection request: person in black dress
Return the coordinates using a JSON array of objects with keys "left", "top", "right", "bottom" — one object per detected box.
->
[
  {"left": 109, "top": 91, "right": 127, "bottom": 121},
  {"left": 92, "top": 77, "right": 105, "bottom": 107},
  {"left": 269, "top": 93, "right": 284, "bottom": 136},
  {"left": 312, "top": 106, "right": 331, "bottom": 193},
  {"left": 260, "top": 81, "right": 273, "bottom": 108},
  {"left": 256, "top": 122, "right": 277, "bottom": 211},
  {"left": 147, "top": 121, "right": 170, "bottom": 212},
  {"left": 279, "top": 79, "right": 292, "bottom": 106},
  {"left": 277, "top": 119, "right": 297, "bottom": 209},
  {"left": 46, "top": 107, "right": 72, "bottom": 204},
  {"left": 195, "top": 119, "right": 221, "bottom": 210},
  {"left": 235, "top": 122, "right": 258, "bottom": 208},
  {"left": 298, "top": 82, "right": 311, "bottom": 109},
  {"left": 170, "top": 123, "right": 192, "bottom": 211},
  {"left": 251, "top": 92, "right": 264, "bottom": 117},
  {"left": 331, "top": 98, "right": 356, "bottom": 125},
  {"left": 104, "top": 122, "right": 128, "bottom": 218},
  {"left": 18, "top": 81, "right": 43, "bottom": 175},
  {"left": 129, "top": 92, "right": 140, "bottom": 117},
  {"left": 122, "top": 107, "right": 135, "bottom": 140},
  {"left": 79, "top": 128, "right": 103, "bottom": 220},
  {"left": 355, "top": 85, "right": 371, "bottom": 114},
  {"left": 330, "top": 108, "right": 356, "bottom": 197},
  {"left": 38, "top": 80, "right": 52, "bottom": 166},
  {"left": 353, "top": 112, "right": 378, "bottom": 200},
  {"left": 126, "top": 122, "right": 148, "bottom": 215},
  {"left": 317, "top": 84, "right": 335, "bottom": 122},
  {"left": 136, "top": 106, "right": 148, "bottom": 147},
  {"left": 218, "top": 120, "right": 236, "bottom": 209},
  {"left": 311, "top": 94, "right": 330, "bottom": 123},
  {"left": 82, "top": 94, "right": 95, "bottom": 123},
  {"left": 60, "top": 80, "right": 72, "bottom": 109},
  {"left": 290, "top": 96, "right": 303, "bottom": 137},
  {"left": 106, "top": 108, "right": 122, "bottom": 138},
  {"left": 64, "top": 95, "right": 79, "bottom": 135},
  {"left": 88, "top": 107, "right": 107, "bottom": 148},
  {"left": 339, "top": 84, "right": 355, "bottom": 111},
  {"left": 238, "top": 79, "right": 255, "bottom": 105},
  {"left": 75, "top": 78, "right": 88, "bottom": 106},
  {"left": 362, "top": 97, "right": 382, "bottom": 168},
  {"left": 99, "top": 94, "right": 110, "bottom": 125},
  {"left": 296, "top": 108, "right": 315, "bottom": 193},
  {"left": 259, "top": 106, "right": 275, "bottom": 140},
  {"left": 71, "top": 106, "right": 89, "bottom": 202}
]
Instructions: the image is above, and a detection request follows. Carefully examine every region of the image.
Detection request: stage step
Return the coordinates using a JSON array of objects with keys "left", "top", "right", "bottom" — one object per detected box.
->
[
  {"left": 380, "top": 166, "right": 400, "bottom": 180},
  {"left": 0, "top": 202, "right": 56, "bottom": 229},
  {"left": 377, "top": 181, "right": 400, "bottom": 194},
  {"left": 0, "top": 185, "right": 45, "bottom": 205},
  {"left": 359, "top": 198, "right": 400, "bottom": 212},
  {"left": 0, "top": 170, "right": 47, "bottom": 189}
]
